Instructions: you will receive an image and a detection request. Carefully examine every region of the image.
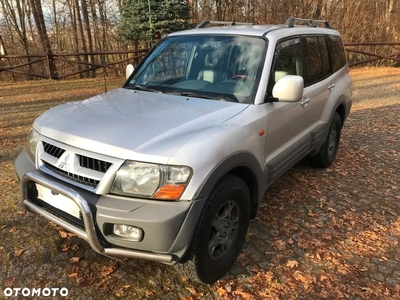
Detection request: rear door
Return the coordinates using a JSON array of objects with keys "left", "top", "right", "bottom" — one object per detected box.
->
[{"left": 301, "top": 35, "right": 333, "bottom": 128}]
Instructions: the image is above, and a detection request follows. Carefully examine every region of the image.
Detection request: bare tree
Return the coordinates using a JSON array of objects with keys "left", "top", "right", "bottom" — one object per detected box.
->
[
  {"left": 81, "top": 0, "right": 95, "bottom": 77},
  {"left": 29, "top": 0, "right": 58, "bottom": 78},
  {"left": 1, "top": 0, "right": 400, "bottom": 80}
]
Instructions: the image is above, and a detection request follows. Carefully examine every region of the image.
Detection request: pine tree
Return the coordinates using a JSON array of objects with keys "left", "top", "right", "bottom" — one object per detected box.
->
[{"left": 118, "top": 0, "right": 192, "bottom": 43}]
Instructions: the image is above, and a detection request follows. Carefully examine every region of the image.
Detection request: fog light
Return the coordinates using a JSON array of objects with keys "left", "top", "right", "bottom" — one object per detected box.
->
[{"left": 113, "top": 224, "right": 143, "bottom": 241}]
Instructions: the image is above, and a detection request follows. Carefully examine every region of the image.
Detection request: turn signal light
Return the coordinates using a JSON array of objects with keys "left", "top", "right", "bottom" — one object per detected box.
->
[{"left": 153, "top": 184, "right": 186, "bottom": 200}]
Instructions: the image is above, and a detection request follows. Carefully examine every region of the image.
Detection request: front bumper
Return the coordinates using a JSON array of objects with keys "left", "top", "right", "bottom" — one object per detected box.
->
[{"left": 16, "top": 150, "right": 206, "bottom": 263}]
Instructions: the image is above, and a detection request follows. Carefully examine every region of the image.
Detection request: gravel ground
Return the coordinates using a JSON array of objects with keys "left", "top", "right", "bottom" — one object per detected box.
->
[{"left": 0, "top": 68, "right": 399, "bottom": 299}]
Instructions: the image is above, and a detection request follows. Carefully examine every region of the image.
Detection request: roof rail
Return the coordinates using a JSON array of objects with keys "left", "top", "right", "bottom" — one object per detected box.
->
[
  {"left": 285, "top": 17, "right": 332, "bottom": 29},
  {"left": 196, "top": 20, "right": 253, "bottom": 28}
]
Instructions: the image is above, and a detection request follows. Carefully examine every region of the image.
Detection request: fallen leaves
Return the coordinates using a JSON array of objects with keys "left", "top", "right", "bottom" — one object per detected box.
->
[
  {"left": 115, "top": 284, "right": 130, "bottom": 297},
  {"left": 1, "top": 68, "right": 400, "bottom": 299},
  {"left": 232, "top": 290, "right": 257, "bottom": 299},
  {"left": 185, "top": 287, "right": 196, "bottom": 294},
  {"left": 319, "top": 274, "right": 331, "bottom": 282},
  {"left": 59, "top": 231, "right": 68, "bottom": 238},
  {"left": 59, "top": 230, "right": 75, "bottom": 238},
  {"left": 217, "top": 287, "right": 227, "bottom": 297},
  {"left": 274, "top": 239, "right": 286, "bottom": 251},
  {"left": 60, "top": 243, "right": 79, "bottom": 252},
  {"left": 286, "top": 260, "right": 299, "bottom": 268},
  {"left": 13, "top": 248, "right": 24, "bottom": 257},
  {"left": 292, "top": 271, "right": 313, "bottom": 290},
  {"left": 101, "top": 263, "right": 118, "bottom": 277},
  {"left": 9, "top": 226, "right": 18, "bottom": 233},
  {"left": 68, "top": 272, "right": 78, "bottom": 278},
  {"left": 69, "top": 257, "right": 82, "bottom": 263}
]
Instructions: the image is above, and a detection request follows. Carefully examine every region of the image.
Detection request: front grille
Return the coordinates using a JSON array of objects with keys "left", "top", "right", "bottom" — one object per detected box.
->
[
  {"left": 42, "top": 141, "right": 65, "bottom": 158},
  {"left": 79, "top": 155, "right": 112, "bottom": 173},
  {"left": 43, "top": 161, "right": 99, "bottom": 188}
]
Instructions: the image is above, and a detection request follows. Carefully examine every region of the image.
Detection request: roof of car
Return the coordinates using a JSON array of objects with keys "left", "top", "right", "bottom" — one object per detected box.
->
[
  {"left": 168, "top": 24, "right": 340, "bottom": 38},
  {"left": 168, "top": 25, "right": 285, "bottom": 37}
]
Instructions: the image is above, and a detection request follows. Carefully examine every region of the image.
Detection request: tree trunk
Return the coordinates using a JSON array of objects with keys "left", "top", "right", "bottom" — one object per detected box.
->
[
  {"left": 89, "top": 0, "right": 101, "bottom": 51},
  {"left": 313, "top": 0, "right": 323, "bottom": 20},
  {"left": 0, "top": 0, "right": 37, "bottom": 78},
  {"left": 51, "top": 0, "right": 60, "bottom": 51},
  {"left": 74, "top": 0, "right": 88, "bottom": 78},
  {"left": 81, "top": 0, "right": 95, "bottom": 77},
  {"left": 29, "top": 0, "right": 58, "bottom": 79},
  {"left": 66, "top": 0, "right": 83, "bottom": 78}
]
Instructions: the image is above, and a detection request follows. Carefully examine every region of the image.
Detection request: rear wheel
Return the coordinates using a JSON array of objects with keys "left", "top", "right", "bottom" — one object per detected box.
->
[
  {"left": 175, "top": 175, "right": 250, "bottom": 284},
  {"left": 311, "top": 112, "right": 342, "bottom": 167}
]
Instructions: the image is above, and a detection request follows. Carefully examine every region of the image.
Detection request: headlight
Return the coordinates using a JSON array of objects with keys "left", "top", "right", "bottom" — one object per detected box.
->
[
  {"left": 111, "top": 161, "right": 192, "bottom": 200},
  {"left": 26, "top": 128, "right": 40, "bottom": 163}
]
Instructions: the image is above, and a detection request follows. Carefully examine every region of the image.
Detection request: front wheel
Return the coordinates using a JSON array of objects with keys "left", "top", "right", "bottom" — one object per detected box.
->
[
  {"left": 175, "top": 175, "right": 250, "bottom": 284},
  {"left": 310, "top": 112, "right": 342, "bottom": 168}
]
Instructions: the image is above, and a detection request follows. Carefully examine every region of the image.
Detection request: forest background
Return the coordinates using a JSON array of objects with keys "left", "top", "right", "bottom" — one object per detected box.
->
[{"left": 0, "top": 0, "right": 399, "bottom": 81}]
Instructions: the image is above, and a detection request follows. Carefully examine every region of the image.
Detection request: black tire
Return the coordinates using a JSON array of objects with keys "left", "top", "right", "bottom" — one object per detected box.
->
[
  {"left": 311, "top": 112, "right": 342, "bottom": 168},
  {"left": 175, "top": 175, "right": 250, "bottom": 284}
]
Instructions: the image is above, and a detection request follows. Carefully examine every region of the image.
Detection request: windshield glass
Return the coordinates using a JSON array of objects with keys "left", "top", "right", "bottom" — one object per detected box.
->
[{"left": 125, "top": 35, "right": 267, "bottom": 103}]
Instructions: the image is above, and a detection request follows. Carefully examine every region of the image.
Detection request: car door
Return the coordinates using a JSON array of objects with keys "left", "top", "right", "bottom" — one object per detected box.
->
[
  {"left": 301, "top": 35, "right": 339, "bottom": 151},
  {"left": 264, "top": 37, "right": 314, "bottom": 185},
  {"left": 302, "top": 35, "right": 332, "bottom": 124}
]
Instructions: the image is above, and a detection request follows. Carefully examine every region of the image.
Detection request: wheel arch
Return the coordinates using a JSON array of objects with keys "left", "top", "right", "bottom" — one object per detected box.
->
[
  {"left": 195, "top": 152, "right": 265, "bottom": 219},
  {"left": 335, "top": 101, "right": 346, "bottom": 126},
  {"left": 334, "top": 93, "right": 352, "bottom": 126}
]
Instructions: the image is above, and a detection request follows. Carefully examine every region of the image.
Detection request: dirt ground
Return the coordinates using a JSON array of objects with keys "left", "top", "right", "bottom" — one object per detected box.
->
[{"left": 0, "top": 68, "right": 399, "bottom": 299}]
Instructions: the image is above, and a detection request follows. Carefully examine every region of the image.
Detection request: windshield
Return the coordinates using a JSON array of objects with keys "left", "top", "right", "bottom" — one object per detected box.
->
[{"left": 125, "top": 35, "right": 267, "bottom": 103}]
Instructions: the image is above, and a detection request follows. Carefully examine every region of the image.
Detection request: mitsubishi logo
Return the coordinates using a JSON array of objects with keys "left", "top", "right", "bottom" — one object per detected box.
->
[{"left": 58, "top": 153, "right": 70, "bottom": 171}]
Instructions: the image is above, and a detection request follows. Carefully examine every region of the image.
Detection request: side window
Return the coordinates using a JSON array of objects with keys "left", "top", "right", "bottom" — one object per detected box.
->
[
  {"left": 318, "top": 36, "right": 331, "bottom": 77},
  {"left": 302, "top": 36, "right": 328, "bottom": 85},
  {"left": 272, "top": 37, "right": 303, "bottom": 84},
  {"left": 327, "top": 35, "right": 347, "bottom": 72}
]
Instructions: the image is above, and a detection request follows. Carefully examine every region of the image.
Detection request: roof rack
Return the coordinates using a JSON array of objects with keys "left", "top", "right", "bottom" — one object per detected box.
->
[
  {"left": 285, "top": 17, "right": 332, "bottom": 29},
  {"left": 196, "top": 20, "right": 253, "bottom": 28}
]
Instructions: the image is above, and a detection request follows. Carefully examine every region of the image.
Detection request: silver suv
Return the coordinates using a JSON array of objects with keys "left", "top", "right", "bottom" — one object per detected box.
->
[{"left": 15, "top": 18, "right": 352, "bottom": 284}]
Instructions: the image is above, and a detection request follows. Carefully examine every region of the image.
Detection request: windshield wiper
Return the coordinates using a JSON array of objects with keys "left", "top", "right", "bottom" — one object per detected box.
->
[
  {"left": 180, "top": 91, "right": 213, "bottom": 99},
  {"left": 127, "top": 84, "right": 163, "bottom": 93},
  {"left": 182, "top": 92, "right": 238, "bottom": 102},
  {"left": 180, "top": 91, "right": 233, "bottom": 101}
]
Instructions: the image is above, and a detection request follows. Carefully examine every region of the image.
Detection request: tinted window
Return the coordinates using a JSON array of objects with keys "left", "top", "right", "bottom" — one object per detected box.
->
[
  {"left": 302, "top": 36, "right": 326, "bottom": 85},
  {"left": 318, "top": 36, "right": 331, "bottom": 77},
  {"left": 327, "top": 35, "right": 347, "bottom": 72}
]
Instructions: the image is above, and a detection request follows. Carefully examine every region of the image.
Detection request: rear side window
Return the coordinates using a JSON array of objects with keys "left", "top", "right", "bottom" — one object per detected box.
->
[
  {"left": 318, "top": 36, "right": 331, "bottom": 77},
  {"left": 327, "top": 35, "right": 347, "bottom": 72},
  {"left": 302, "top": 35, "right": 331, "bottom": 85}
]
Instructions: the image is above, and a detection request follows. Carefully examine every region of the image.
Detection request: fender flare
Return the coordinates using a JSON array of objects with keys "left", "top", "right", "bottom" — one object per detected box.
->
[{"left": 195, "top": 152, "right": 266, "bottom": 214}]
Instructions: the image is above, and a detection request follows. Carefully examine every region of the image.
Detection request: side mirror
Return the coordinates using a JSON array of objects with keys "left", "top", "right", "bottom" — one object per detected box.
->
[
  {"left": 272, "top": 75, "right": 304, "bottom": 102},
  {"left": 126, "top": 64, "right": 135, "bottom": 79}
]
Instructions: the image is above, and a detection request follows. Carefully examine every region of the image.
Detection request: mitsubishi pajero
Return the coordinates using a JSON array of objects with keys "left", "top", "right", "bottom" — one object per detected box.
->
[{"left": 15, "top": 17, "right": 352, "bottom": 283}]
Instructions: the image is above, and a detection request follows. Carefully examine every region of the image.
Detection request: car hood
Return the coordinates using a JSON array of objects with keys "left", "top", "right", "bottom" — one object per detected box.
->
[{"left": 34, "top": 88, "right": 249, "bottom": 162}]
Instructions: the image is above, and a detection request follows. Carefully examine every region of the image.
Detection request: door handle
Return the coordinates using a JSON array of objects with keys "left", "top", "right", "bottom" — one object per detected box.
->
[
  {"left": 328, "top": 83, "right": 335, "bottom": 91},
  {"left": 300, "top": 97, "right": 310, "bottom": 107}
]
